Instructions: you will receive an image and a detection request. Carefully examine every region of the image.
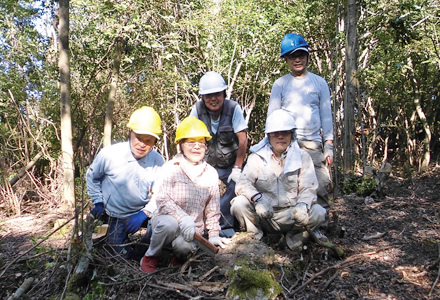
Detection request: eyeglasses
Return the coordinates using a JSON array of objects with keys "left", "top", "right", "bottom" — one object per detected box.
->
[
  {"left": 184, "top": 142, "right": 207, "bottom": 149},
  {"left": 285, "top": 51, "right": 308, "bottom": 60},
  {"left": 268, "top": 131, "right": 292, "bottom": 137}
]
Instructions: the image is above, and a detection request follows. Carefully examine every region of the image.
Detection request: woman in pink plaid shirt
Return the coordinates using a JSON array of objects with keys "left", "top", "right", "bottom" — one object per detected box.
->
[{"left": 140, "top": 116, "right": 232, "bottom": 273}]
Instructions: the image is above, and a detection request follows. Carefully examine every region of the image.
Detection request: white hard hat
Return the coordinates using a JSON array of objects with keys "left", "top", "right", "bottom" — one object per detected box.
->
[
  {"left": 265, "top": 109, "right": 296, "bottom": 133},
  {"left": 199, "top": 71, "right": 227, "bottom": 95}
]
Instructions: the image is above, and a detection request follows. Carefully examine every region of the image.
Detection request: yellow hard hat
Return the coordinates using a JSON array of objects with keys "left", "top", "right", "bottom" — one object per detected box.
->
[
  {"left": 175, "top": 116, "right": 212, "bottom": 144},
  {"left": 127, "top": 106, "right": 162, "bottom": 139}
]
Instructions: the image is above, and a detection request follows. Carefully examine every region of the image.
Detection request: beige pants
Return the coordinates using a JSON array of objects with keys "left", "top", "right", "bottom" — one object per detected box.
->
[
  {"left": 230, "top": 195, "right": 326, "bottom": 238},
  {"left": 297, "top": 140, "right": 331, "bottom": 210}
]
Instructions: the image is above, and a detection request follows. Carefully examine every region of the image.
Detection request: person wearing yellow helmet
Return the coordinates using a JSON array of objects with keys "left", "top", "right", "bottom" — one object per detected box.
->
[
  {"left": 190, "top": 71, "right": 249, "bottom": 238},
  {"left": 86, "top": 106, "right": 165, "bottom": 257},
  {"left": 140, "top": 116, "right": 231, "bottom": 273}
]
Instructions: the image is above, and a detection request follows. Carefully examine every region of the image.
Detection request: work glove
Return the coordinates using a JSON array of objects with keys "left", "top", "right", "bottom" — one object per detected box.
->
[
  {"left": 292, "top": 202, "right": 309, "bottom": 226},
  {"left": 209, "top": 236, "right": 232, "bottom": 249},
  {"left": 180, "top": 216, "right": 196, "bottom": 242},
  {"left": 125, "top": 210, "right": 147, "bottom": 234},
  {"left": 227, "top": 167, "right": 242, "bottom": 183},
  {"left": 255, "top": 197, "right": 274, "bottom": 219},
  {"left": 323, "top": 143, "right": 334, "bottom": 164},
  {"left": 91, "top": 202, "right": 104, "bottom": 218}
]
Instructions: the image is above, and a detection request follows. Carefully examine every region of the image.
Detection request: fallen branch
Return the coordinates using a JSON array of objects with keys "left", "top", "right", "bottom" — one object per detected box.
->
[
  {"left": 9, "top": 151, "right": 43, "bottom": 187},
  {"left": 305, "top": 226, "right": 344, "bottom": 257},
  {"left": 7, "top": 277, "right": 34, "bottom": 300},
  {"left": 290, "top": 246, "right": 393, "bottom": 294},
  {"left": 17, "top": 248, "right": 68, "bottom": 262},
  {"left": 199, "top": 265, "right": 219, "bottom": 281},
  {"left": 0, "top": 214, "right": 76, "bottom": 279},
  {"left": 429, "top": 242, "right": 440, "bottom": 297}
]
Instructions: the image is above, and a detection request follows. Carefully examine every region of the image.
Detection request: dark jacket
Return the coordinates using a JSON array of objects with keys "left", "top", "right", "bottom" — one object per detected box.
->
[{"left": 196, "top": 100, "right": 239, "bottom": 169}]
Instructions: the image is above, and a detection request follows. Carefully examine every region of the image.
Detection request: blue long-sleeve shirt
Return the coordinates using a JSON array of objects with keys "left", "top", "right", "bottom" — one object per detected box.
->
[{"left": 86, "top": 141, "right": 164, "bottom": 218}]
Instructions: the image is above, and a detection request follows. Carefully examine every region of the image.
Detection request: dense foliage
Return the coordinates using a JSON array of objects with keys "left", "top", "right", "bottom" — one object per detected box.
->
[{"left": 1, "top": 0, "right": 439, "bottom": 191}]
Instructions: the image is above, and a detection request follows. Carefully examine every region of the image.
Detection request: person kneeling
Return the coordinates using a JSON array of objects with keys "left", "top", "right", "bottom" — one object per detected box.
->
[
  {"left": 231, "top": 109, "right": 326, "bottom": 251},
  {"left": 140, "top": 117, "right": 231, "bottom": 273}
]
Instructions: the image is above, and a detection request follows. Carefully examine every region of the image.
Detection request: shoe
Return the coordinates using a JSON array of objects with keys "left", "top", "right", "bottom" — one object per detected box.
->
[
  {"left": 313, "top": 229, "right": 329, "bottom": 242},
  {"left": 170, "top": 255, "right": 184, "bottom": 267},
  {"left": 140, "top": 256, "right": 158, "bottom": 273},
  {"left": 286, "top": 231, "right": 309, "bottom": 251}
]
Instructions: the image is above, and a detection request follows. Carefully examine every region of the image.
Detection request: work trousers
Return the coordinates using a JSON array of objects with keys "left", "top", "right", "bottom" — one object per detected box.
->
[
  {"left": 216, "top": 166, "right": 238, "bottom": 235},
  {"left": 106, "top": 217, "right": 130, "bottom": 257},
  {"left": 145, "top": 215, "right": 196, "bottom": 259},
  {"left": 230, "top": 195, "right": 326, "bottom": 238},
  {"left": 297, "top": 140, "right": 331, "bottom": 210}
]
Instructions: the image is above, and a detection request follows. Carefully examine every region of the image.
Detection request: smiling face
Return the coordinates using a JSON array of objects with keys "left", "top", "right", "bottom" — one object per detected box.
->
[
  {"left": 284, "top": 50, "right": 308, "bottom": 77},
  {"left": 268, "top": 131, "right": 292, "bottom": 158},
  {"left": 130, "top": 131, "right": 157, "bottom": 159},
  {"left": 181, "top": 137, "right": 207, "bottom": 164},
  {"left": 201, "top": 91, "right": 225, "bottom": 114}
]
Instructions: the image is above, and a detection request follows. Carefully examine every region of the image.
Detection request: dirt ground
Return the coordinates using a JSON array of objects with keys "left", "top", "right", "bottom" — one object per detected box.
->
[{"left": 0, "top": 166, "right": 439, "bottom": 299}]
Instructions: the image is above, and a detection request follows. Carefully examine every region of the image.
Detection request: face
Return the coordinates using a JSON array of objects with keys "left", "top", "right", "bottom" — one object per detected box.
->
[
  {"left": 268, "top": 131, "right": 292, "bottom": 157},
  {"left": 202, "top": 91, "right": 225, "bottom": 113},
  {"left": 284, "top": 50, "right": 308, "bottom": 77},
  {"left": 181, "top": 137, "right": 207, "bottom": 164},
  {"left": 130, "top": 131, "right": 157, "bottom": 159}
]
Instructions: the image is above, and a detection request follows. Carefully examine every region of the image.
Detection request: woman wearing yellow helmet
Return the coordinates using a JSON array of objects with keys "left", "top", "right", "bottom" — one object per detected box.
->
[{"left": 140, "top": 117, "right": 231, "bottom": 273}]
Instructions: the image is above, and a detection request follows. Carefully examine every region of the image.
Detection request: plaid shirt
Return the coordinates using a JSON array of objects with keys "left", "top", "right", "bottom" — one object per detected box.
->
[{"left": 155, "top": 154, "right": 221, "bottom": 238}]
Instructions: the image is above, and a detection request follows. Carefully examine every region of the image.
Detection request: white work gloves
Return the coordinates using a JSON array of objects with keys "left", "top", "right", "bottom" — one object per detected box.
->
[
  {"left": 292, "top": 202, "right": 309, "bottom": 226},
  {"left": 209, "top": 236, "right": 232, "bottom": 249},
  {"left": 323, "top": 142, "right": 334, "bottom": 164},
  {"left": 180, "top": 216, "right": 196, "bottom": 242},
  {"left": 227, "top": 166, "right": 242, "bottom": 183},
  {"left": 255, "top": 197, "right": 274, "bottom": 219}
]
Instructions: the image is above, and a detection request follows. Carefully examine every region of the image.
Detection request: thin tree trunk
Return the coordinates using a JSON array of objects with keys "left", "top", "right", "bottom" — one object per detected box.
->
[
  {"left": 407, "top": 58, "right": 431, "bottom": 172},
  {"left": 103, "top": 37, "right": 123, "bottom": 147},
  {"left": 343, "top": 0, "right": 358, "bottom": 174},
  {"left": 59, "top": 0, "right": 75, "bottom": 207}
]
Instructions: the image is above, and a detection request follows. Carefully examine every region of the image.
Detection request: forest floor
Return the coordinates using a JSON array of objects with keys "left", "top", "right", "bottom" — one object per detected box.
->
[{"left": 0, "top": 166, "right": 439, "bottom": 299}]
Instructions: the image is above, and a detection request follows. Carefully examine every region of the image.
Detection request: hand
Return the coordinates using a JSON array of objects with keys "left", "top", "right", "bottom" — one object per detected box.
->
[
  {"left": 180, "top": 216, "right": 196, "bottom": 242},
  {"left": 125, "top": 211, "right": 147, "bottom": 233},
  {"left": 227, "top": 167, "right": 242, "bottom": 183},
  {"left": 324, "top": 143, "right": 334, "bottom": 164},
  {"left": 209, "top": 236, "right": 232, "bottom": 249},
  {"left": 91, "top": 202, "right": 104, "bottom": 218},
  {"left": 255, "top": 197, "right": 273, "bottom": 219},
  {"left": 292, "top": 203, "right": 309, "bottom": 226}
]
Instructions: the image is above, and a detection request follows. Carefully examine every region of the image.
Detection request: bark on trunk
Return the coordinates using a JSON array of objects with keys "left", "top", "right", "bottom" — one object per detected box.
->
[
  {"left": 59, "top": 0, "right": 75, "bottom": 207},
  {"left": 103, "top": 37, "right": 123, "bottom": 147},
  {"left": 343, "top": 0, "right": 358, "bottom": 174}
]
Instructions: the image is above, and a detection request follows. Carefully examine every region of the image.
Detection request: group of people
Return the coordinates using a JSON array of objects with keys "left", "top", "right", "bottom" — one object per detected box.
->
[{"left": 86, "top": 33, "right": 334, "bottom": 273}]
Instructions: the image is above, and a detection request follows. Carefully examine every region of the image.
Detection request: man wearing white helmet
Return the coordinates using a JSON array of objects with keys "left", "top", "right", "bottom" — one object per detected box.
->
[
  {"left": 268, "top": 33, "right": 333, "bottom": 237},
  {"left": 190, "top": 71, "right": 248, "bottom": 238},
  {"left": 230, "top": 109, "right": 326, "bottom": 251},
  {"left": 86, "top": 106, "right": 165, "bottom": 257}
]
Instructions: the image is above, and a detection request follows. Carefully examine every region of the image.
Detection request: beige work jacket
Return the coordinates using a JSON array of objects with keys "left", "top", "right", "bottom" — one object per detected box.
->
[{"left": 236, "top": 147, "right": 318, "bottom": 209}]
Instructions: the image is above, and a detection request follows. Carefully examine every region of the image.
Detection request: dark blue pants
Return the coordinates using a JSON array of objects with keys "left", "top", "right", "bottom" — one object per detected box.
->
[
  {"left": 106, "top": 217, "right": 130, "bottom": 257},
  {"left": 216, "top": 166, "right": 238, "bottom": 233}
]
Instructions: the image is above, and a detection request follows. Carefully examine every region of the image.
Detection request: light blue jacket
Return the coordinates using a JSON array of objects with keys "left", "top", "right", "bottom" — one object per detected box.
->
[{"left": 86, "top": 142, "right": 164, "bottom": 218}]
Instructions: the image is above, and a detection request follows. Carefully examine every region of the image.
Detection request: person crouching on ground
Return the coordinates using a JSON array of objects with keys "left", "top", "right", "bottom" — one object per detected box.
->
[
  {"left": 230, "top": 109, "right": 326, "bottom": 252},
  {"left": 140, "top": 116, "right": 231, "bottom": 273},
  {"left": 86, "top": 106, "right": 164, "bottom": 258}
]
